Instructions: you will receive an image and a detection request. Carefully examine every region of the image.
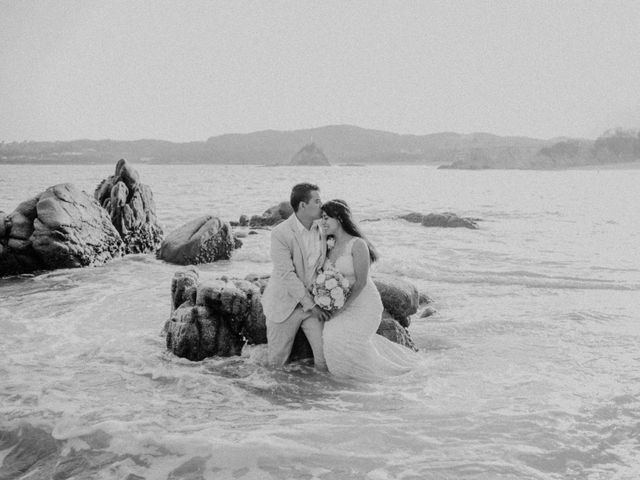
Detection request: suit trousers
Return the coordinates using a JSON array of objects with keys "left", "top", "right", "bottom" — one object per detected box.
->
[{"left": 266, "top": 306, "right": 326, "bottom": 369}]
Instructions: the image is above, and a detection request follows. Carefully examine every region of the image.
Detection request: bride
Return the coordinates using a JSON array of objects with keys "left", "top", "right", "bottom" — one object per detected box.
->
[{"left": 319, "top": 199, "right": 417, "bottom": 381}]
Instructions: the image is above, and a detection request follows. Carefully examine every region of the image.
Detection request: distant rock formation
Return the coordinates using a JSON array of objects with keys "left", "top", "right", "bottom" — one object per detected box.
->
[
  {"left": 94, "top": 159, "right": 163, "bottom": 254},
  {"left": 400, "top": 212, "right": 479, "bottom": 229},
  {"left": 157, "top": 215, "right": 236, "bottom": 265},
  {"left": 0, "top": 184, "right": 123, "bottom": 276},
  {"left": 248, "top": 201, "right": 293, "bottom": 227},
  {"left": 164, "top": 268, "right": 420, "bottom": 362},
  {"left": 290, "top": 142, "right": 330, "bottom": 166}
]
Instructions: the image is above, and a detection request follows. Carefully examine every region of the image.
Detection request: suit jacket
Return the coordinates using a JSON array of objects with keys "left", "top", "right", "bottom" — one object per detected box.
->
[{"left": 261, "top": 215, "right": 327, "bottom": 324}]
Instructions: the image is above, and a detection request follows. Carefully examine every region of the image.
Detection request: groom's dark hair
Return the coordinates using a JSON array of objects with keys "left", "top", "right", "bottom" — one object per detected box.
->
[{"left": 290, "top": 183, "right": 319, "bottom": 212}]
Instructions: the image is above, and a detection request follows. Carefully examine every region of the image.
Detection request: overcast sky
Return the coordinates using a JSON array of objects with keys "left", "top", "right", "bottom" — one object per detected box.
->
[{"left": 1, "top": 0, "right": 639, "bottom": 142}]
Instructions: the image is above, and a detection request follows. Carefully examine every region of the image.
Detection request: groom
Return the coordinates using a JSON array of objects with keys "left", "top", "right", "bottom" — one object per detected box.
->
[{"left": 261, "top": 183, "right": 330, "bottom": 370}]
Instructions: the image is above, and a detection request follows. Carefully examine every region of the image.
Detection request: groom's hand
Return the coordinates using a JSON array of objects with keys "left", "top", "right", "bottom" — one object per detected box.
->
[{"left": 311, "top": 305, "right": 330, "bottom": 322}]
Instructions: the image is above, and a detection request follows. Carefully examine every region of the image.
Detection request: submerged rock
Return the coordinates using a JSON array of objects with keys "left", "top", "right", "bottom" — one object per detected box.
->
[
  {"left": 377, "top": 312, "right": 418, "bottom": 351},
  {"left": 0, "top": 424, "right": 59, "bottom": 479},
  {"left": 164, "top": 268, "right": 422, "bottom": 362},
  {"left": 1, "top": 183, "right": 123, "bottom": 276},
  {"left": 157, "top": 215, "right": 236, "bottom": 265},
  {"left": 400, "top": 212, "right": 479, "bottom": 229},
  {"left": 94, "top": 159, "right": 163, "bottom": 254},
  {"left": 372, "top": 274, "right": 420, "bottom": 328},
  {"left": 248, "top": 201, "right": 293, "bottom": 227}
]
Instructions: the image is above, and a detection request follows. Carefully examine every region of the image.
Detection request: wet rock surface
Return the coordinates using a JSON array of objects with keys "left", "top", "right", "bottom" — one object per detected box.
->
[
  {"left": 94, "top": 159, "right": 163, "bottom": 254},
  {"left": 1, "top": 183, "right": 123, "bottom": 276},
  {"left": 400, "top": 212, "right": 479, "bottom": 229},
  {"left": 248, "top": 201, "right": 293, "bottom": 227},
  {"left": 165, "top": 268, "right": 423, "bottom": 362},
  {"left": 157, "top": 215, "right": 236, "bottom": 265}
]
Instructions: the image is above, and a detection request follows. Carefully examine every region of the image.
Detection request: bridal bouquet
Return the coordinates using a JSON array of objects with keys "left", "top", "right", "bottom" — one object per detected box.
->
[{"left": 312, "top": 267, "right": 350, "bottom": 312}]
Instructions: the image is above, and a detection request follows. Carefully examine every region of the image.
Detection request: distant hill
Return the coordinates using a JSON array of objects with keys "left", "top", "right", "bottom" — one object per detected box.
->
[
  {"left": 2, "top": 124, "right": 638, "bottom": 168},
  {"left": 439, "top": 128, "right": 640, "bottom": 169}
]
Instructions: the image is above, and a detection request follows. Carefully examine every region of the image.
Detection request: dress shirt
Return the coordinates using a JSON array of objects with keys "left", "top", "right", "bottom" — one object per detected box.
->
[{"left": 294, "top": 214, "right": 322, "bottom": 285}]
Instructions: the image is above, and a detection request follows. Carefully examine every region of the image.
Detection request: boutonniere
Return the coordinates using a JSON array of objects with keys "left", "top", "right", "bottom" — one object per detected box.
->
[{"left": 326, "top": 237, "right": 336, "bottom": 250}]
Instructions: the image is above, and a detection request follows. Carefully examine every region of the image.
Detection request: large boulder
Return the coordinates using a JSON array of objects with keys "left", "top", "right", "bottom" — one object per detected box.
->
[
  {"left": 164, "top": 268, "right": 421, "bottom": 362},
  {"left": 1, "top": 184, "right": 123, "bottom": 276},
  {"left": 94, "top": 159, "right": 163, "bottom": 254},
  {"left": 165, "top": 268, "right": 267, "bottom": 361},
  {"left": 157, "top": 215, "right": 236, "bottom": 265},
  {"left": 372, "top": 274, "right": 420, "bottom": 327},
  {"left": 289, "top": 142, "right": 331, "bottom": 166},
  {"left": 249, "top": 201, "right": 293, "bottom": 227},
  {"left": 400, "top": 212, "right": 479, "bottom": 229}
]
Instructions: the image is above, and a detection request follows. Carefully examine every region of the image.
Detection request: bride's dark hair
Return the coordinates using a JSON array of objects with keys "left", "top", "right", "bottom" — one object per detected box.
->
[{"left": 321, "top": 199, "right": 378, "bottom": 263}]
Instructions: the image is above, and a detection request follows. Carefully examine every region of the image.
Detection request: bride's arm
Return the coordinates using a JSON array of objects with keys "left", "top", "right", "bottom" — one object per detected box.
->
[{"left": 341, "top": 238, "right": 370, "bottom": 308}]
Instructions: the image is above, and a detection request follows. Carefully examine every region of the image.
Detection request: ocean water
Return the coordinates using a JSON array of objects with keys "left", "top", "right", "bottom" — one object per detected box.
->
[{"left": 1, "top": 163, "right": 639, "bottom": 479}]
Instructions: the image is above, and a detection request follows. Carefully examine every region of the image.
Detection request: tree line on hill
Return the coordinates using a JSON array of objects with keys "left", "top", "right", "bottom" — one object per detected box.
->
[{"left": 1, "top": 125, "right": 638, "bottom": 168}]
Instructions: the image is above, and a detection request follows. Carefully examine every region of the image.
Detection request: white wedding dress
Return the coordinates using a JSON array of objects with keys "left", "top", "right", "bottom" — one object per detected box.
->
[{"left": 322, "top": 238, "right": 417, "bottom": 381}]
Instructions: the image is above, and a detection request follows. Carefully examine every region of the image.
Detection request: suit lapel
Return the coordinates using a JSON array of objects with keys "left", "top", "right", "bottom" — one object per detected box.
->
[
  {"left": 289, "top": 216, "right": 307, "bottom": 276},
  {"left": 312, "top": 227, "right": 327, "bottom": 274}
]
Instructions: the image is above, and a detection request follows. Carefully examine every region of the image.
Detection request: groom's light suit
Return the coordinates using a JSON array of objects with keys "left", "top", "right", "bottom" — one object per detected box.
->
[{"left": 261, "top": 214, "right": 327, "bottom": 367}]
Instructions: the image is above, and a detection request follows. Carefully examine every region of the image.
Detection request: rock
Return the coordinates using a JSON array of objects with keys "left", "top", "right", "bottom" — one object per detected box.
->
[
  {"left": 400, "top": 212, "right": 479, "bottom": 229},
  {"left": 372, "top": 274, "right": 420, "bottom": 328},
  {"left": 0, "top": 211, "right": 7, "bottom": 237},
  {"left": 1, "top": 184, "right": 123, "bottom": 276},
  {"left": 289, "top": 142, "right": 331, "bottom": 166},
  {"left": 0, "top": 424, "right": 59, "bottom": 479},
  {"left": 32, "top": 184, "right": 124, "bottom": 270},
  {"left": 170, "top": 267, "right": 200, "bottom": 310},
  {"left": 15, "top": 197, "right": 39, "bottom": 219},
  {"left": 158, "top": 215, "right": 236, "bottom": 265},
  {"left": 419, "top": 291, "right": 433, "bottom": 305},
  {"left": 422, "top": 212, "right": 479, "bottom": 229},
  {"left": 376, "top": 313, "right": 417, "bottom": 351},
  {"left": 249, "top": 201, "right": 293, "bottom": 227},
  {"left": 238, "top": 214, "right": 249, "bottom": 226},
  {"left": 164, "top": 268, "right": 422, "bottom": 363},
  {"left": 165, "top": 270, "right": 267, "bottom": 361},
  {"left": 7, "top": 211, "right": 34, "bottom": 240},
  {"left": 398, "top": 212, "right": 424, "bottom": 224},
  {"left": 94, "top": 159, "right": 163, "bottom": 254},
  {"left": 420, "top": 306, "right": 437, "bottom": 318}
]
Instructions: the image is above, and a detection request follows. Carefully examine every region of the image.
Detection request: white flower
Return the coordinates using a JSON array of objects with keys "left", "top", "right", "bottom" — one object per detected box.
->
[
  {"left": 330, "top": 287, "right": 344, "bottom": 299},
  {"left": 334, "top": 297, "right": 344, "bottom": 308},
  {"left": 341, "top": 278, "right": 350, "bottom": 288},
  {"left": 316, "top": 273, "right": 326, "bottom": 284},
  {"left": 317, "top": 295, "right": 331, "bottom": 307},
  {"left": 326, "top": 237, "right": 336, "bottom": 249},
  {"left": 325, "top": 278, "right": 338, "bottom": 289}
]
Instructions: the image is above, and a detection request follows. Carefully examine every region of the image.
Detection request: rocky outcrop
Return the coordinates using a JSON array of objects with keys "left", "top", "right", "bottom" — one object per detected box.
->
[
  {"left": 164, "top": 268, "right": 421, "bottom": 361},
  {"left": 377, "top": 313, "right": 417, "bottom": 350},
  {"left": 249, "top": 201, "right": 293, "bottom": 227},
  {"left": 372, "top": 274, "right": 420, "bottom": 328},
  {"left": 290, "top": 142, "right": 331, "bottom": 166},
  {"left": 400, "top": 212, "right": 479, "bottom": 229},
  {"left": 0, "top": 184, "right": 123, "bottom": 276},
  {"left": 157, "top": 215, "right": 236, "bottom": 265},
  {"left": 165, "top": 268, "right": 267, "bottom": 360},
  {"left": 94, "top": 159, "right": 163, "bottom": 254}
]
